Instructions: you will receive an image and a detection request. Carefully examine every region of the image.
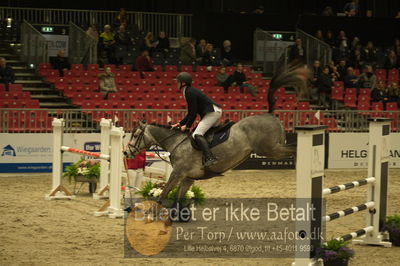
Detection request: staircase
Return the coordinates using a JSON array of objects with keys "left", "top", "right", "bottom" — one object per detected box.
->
[{"left": 0, "top": 41, "right": 75, "bottom": 108}]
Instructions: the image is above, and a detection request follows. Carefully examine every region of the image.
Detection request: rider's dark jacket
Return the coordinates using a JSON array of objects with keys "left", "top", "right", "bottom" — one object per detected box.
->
[{"left": 180, "top": 86, "right": 220, "bottom": 128}]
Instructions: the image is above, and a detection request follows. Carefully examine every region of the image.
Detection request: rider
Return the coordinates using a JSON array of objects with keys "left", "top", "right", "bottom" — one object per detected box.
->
[{"left": 171, "top": 72, "right": 222, "bottom": 167}]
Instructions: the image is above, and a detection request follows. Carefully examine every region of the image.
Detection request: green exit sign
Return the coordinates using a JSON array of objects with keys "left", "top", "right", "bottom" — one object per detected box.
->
[
  {"left": 41, "top": 26, "right": 53, "bottom": 33},
  {"left": 272, "top": 34, "right": 282, "bottom": 40}
]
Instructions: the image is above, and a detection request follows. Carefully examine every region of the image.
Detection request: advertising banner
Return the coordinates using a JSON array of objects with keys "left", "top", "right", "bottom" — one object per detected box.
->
[
  {"left": 328, "top": 133, "right": 400, "bottom": 168},
  {"left": 43, "top": 34, "right": 69, "bottom": 56},
  {"left": 0, "top": 133, "right": 100, "bottom": 173}
]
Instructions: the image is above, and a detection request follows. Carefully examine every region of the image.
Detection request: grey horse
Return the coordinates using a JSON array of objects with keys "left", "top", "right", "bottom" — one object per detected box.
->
[{"left": 126, "top": 63, "right": 309, "bottom": 203}]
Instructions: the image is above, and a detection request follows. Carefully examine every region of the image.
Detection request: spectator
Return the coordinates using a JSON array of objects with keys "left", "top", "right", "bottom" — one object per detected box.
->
[
  {"left": 349, "top": 43, "right": 362, "bottom": 68},
  {"left": 330, "top": 66, "right": 341, "bottom": 81},
  {"left": 221, "top": 40, "right": 233, "bottom": 66},
  {"left": 179, "top": 38, "right": 197, "bottom": 64},
  {"left": 86, "top": 24, "right": 99, "bottom": 42},
  {"left": 253, "top": 5, "right": 265, "bottom": 14},
  {"left": 221, "top": 63, "right": 257, "bottom": 97},
  {"left": 350, "top": 36, "right": 360, "bottom": 50},
  {"left": 98, "top": 67, "right": 117, "bottom": 99},
  {"left": 372, "top": 80, "right": 390, "bottom": 103},
  {"left": 196, "top": 39, "right": 207, "bottom": 59},
  {"left": 311, "top": 60, "right": 322, "bottom": 85},
  {"left": 315, "top": 30, "right": 324, "bottom": 42},
  {"left": 325, "top": 30, "right": 336, "bottom": 47},
  {"left": 50, "top": 49, "right": 70, "bottom": 77},
  {"left": 336, "top": 59, "right": 348, "bottom": 80},
  {"left": 135, "top": 49, "right": 154, "bottom": 73},
  {"left": 362, "top": 41, "right": 378, "bottom": 67},
  {"left": 388, "top": 82, "right": 400, "bottom": 104},
  {"left": 216, "top": 67, "right": 229, "bottom": 86},
  {"left": 343, "top": 67, "right": 359, "bottom": 88},
  {"left": 337, "top": 30, "right": 349, "bottom": 59},
  {"left": 289, "top": 38, "right": 306, "bottom": 63},
  {"left": 384, "top": 50, "right": 399, "bottom": 70},
  {"left": 395, "top": 11, "right": 400, "bottom": 19},
  {"left": 392, "top": 39, "right": 400, "bottom": 56},
  {"left": 358, "top": 65, "right": 376, "bottom": 89},
  {"left": 100, "top": 24, "right": 116, "bottom": 64},
  {"left": 0, "top": 57, "right": 15, "bottom": 91},
  {"left": 344, "top": 0, "right": 359, "bottom": 16},
  {"left": 317, "top": 66, "right": 333, "bottom": 107},
  {"left": 321, "top": 6, "right": 334, "bottom": 16},
  {"left": 115, "top": 8, "right": 128, "bottom": 28},
  {"left": 155, "top": 31, "right": 170, "bottom": 54},
  {"left": 366, "top": 10, "right": 373, "bottom": 18},
  {"left": 114, "top": 24, "right": 132, "bottom": 65},
  {"left": 141, "top": 32, "right": 157, "bottom": 56},
  {"left": 201, "top": 43, "right": 217, "bottom": 66}
]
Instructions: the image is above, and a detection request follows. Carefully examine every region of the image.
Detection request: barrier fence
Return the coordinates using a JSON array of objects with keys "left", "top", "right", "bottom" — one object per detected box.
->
[
  {"left": 20, "top": 20, "right": 48, "bottom": 66},
  {"left": 0, "top": 108, "right": 398, "bottom": 133},
  {"left": 0, "top": 6, "right": 192, "bottom": 37},
  {"left": 296, "top": 28, "right": 332, "bottom": 67},
  {"left": 68, "top": 21, "right": 97, "bottom": 65}
]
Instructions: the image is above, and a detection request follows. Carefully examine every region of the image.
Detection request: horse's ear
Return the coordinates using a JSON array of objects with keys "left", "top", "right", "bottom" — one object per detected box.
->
[{"left": 139, "top": 120, "right": 147, "bottom": 129}]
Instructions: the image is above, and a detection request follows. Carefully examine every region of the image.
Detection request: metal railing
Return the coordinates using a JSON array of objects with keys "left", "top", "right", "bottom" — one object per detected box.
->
[
  {"left": 20, "top": 20, "right": 48, "bottom": 66},
  {"left": 0, "top": 6, "right": 192, "bottom": 37},
  {"left": 253, "top": 29, "right": 289, "bottom": 76},
  {"left": 296, "top": 29, "right": 332, "bottom": 66},
  {"left": 69, "top": 21, "right": 97, "bottom": 65},
  {"left": 0, "top": 109, "right": 398, "bottom": 134}
]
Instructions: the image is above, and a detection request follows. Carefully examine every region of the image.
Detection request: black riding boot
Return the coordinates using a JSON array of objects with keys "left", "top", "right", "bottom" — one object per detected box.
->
[{"left": 194, "top": 135, "right": 218, "bottom": 167}]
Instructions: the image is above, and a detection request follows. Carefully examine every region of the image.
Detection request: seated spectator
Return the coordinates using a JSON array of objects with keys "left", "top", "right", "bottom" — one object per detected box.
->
[
  {"left": 336, "top": 59, "right": 348, "bottom": 80},
  {"left": 395, "top": 11, "right": 400, "bottom": 19},
  {"left": 50, "top": 49, "right": 70, "bottom": 77},
  {"left": 135, "top": 49, "right": 154, "bottom": 73},
  {"left": 372, "top": 80, "right": 390, "bottom": 103},
  {"left": 196, "top": 39, "right": 207, "bottom": 59},
  {"left": 311, "top": 60, "right": 322, "bottom": 85},
  {"left": 330, "top": 66, "right": 341, "bottom": 81},
  {"left": 344, "top": 0, "right": 359, "bottom": 16},
  {"left": 343, "top": 67, "right": 359, "bottom": 88},
  {"left": 201, "top": 43, "right": 218, "bottom": 66},
  {"left": 98, "top": 67, "right": 117, "bottom": 99},
  {"left": 366, "top": 10, "right": 373, "bottom": 18},
  {"left": 315, "top": 30, "right": 324, "bottom": 42},
  {"left": 321, "top": 6, "right": 334, "bottom": 16},
  {"left": 179, "top": 38, "right": 197, "bottom": 64},
  {"left": 221, "top": 40, "right": 233, "bottom": 66},
  {"left": 388, "top": 82, "right": 400, "bottom": 104},
  {"left": 317, "top": 66, "right": 333, "bottom": 108},
  {"left": 221, "top": 63, "right": 257, "bottom": 97},
  {"left": 141, "top": 32, "right": 157, "bottom": 57},
  {"left": 100, "top": 24, "right": 116, "bottom": 64},
  {"left": 0, "top": 57, "right": 15, "bottom": 91},
  {"left": 155, "top": 31, "right": 170, "bottom": 54},
  {"left": 216, "top": 67, "right": 229, "bottom": 86},
  {"left": 289, "top": 38, "right": 306, "bottom": 63},
  {"left": 361, "top": 41, "right": 378, "bottom": 67},
  {"left": 86, "top": 24, "right": 99, "bottom": 42},
  {"left": 350, "top": 36, "right": 360, "bottom": 50},
  {"left": 384, "top": 50, "right": 399, "bottom": 70},
  {"left": 358, "top": 65, "right": 376, "bottom": 89}
]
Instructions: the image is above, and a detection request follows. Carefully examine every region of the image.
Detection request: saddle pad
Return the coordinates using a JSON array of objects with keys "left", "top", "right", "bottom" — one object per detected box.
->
[{"left": 209, "top": 128, "right": 230, "bottom": 148}]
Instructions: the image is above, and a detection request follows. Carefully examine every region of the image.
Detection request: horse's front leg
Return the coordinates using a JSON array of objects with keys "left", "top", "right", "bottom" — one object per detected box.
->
[
  {"left": 176, "top": 177, "right": 194, "bottom": 203},
  {"left": 158, "top": 170, "right": 182, "bottom": 203}
]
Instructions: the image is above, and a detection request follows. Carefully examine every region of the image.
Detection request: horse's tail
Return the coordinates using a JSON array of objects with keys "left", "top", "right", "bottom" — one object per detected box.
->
[{"left": 267, "top": 61, "right": 310, "bottom": 113}]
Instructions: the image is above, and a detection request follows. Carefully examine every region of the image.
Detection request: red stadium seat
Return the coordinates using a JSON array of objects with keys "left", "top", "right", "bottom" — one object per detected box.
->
[
  {"left": 344, "top": 95, "right": 357, "bottom": 108},
  {"left": 331, "top": 87, "right": 344, "bottom": 101},
  {"left": 345, "top": 87, "right": 357, "bottom": 96}
]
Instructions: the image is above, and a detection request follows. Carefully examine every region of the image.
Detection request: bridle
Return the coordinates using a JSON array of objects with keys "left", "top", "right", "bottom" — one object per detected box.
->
[{"left": 127, "top": 124, "right": 188, "bottom": 165}]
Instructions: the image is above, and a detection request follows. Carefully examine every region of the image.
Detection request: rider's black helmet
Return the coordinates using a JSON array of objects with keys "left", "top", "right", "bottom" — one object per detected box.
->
[{"left": 176, "top": 72, "right": 192, "bottom": 85}]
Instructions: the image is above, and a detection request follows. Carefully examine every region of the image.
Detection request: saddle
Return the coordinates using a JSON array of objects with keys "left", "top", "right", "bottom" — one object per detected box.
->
[{"left": 190, "top": 120, "right": 235, "bottom": 150}]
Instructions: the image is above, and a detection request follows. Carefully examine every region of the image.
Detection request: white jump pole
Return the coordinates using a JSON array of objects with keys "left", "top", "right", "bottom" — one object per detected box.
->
[
  {"left": 45, "top": 118, "right": 75, "bottom": 200},
  {"left": 93, "top": 118, "right": 112, "bottom": 199},
  {"left": 353, "top": 117, "right": 391, "bottom": 247},
  {"left": 293, "top": 125, "right": 327, "bottom": 266},
  {"left": 94, "top": 126, "right": 125, "bottom": 218}
]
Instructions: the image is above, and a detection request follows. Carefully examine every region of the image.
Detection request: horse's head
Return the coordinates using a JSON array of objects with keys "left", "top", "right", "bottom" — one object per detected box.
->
[{"left": 125, "top": 121, "right": 155, "bottom": 158}]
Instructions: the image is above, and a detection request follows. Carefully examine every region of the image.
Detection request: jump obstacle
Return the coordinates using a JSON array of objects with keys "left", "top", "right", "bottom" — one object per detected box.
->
[
  {"left": 46, "top": 118, "right": 125, "bottom": 218},
  {"left": 294, "top": 118, "right": 392, "bottom": 266}
]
